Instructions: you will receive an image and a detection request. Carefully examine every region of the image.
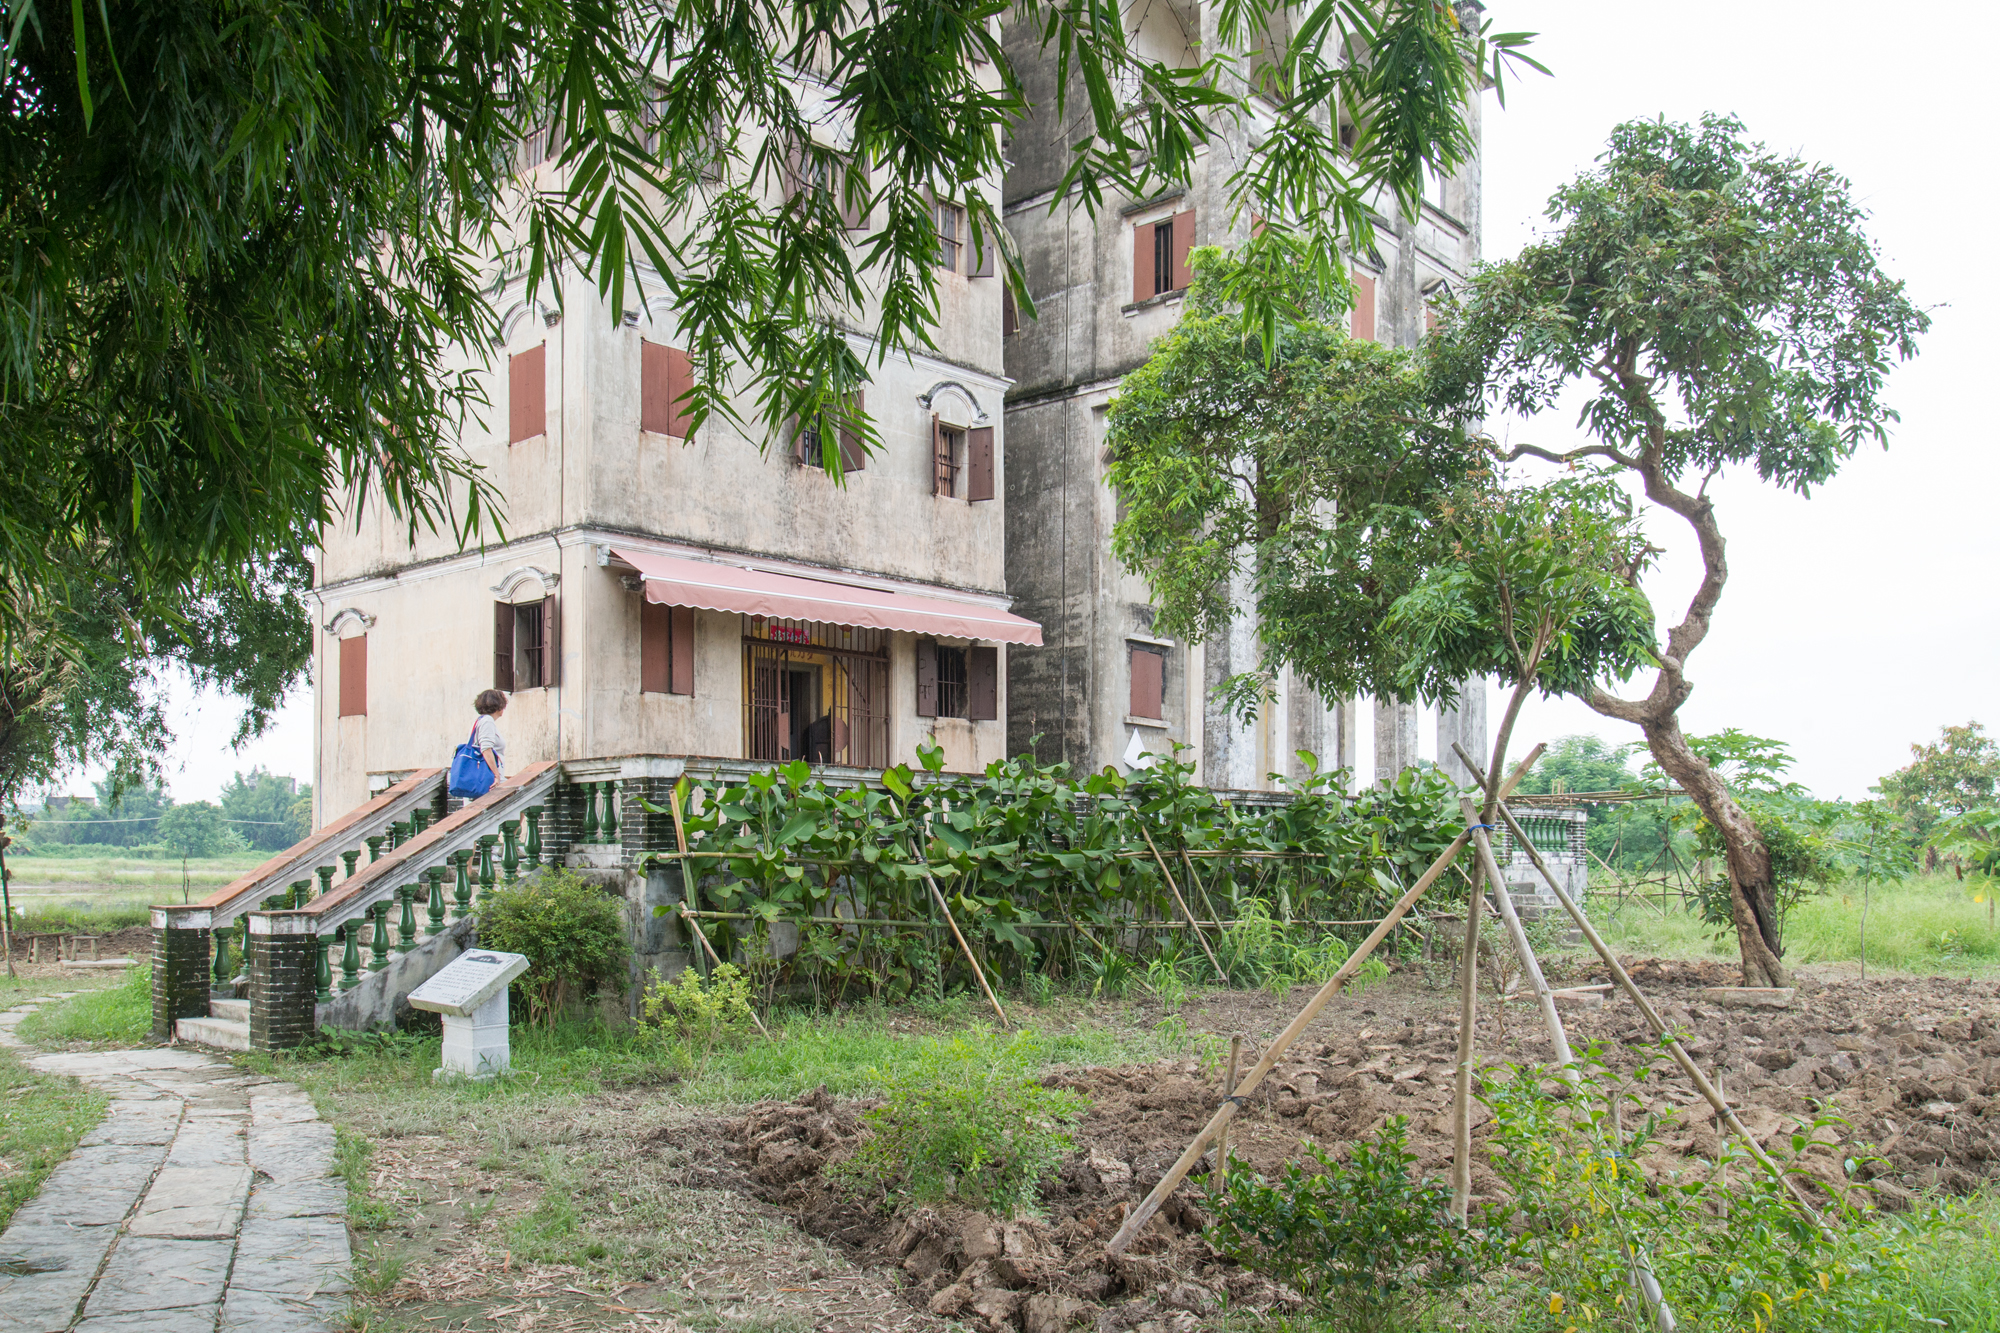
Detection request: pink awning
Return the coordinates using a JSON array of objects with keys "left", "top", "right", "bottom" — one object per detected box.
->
[{"left": 612, "top": 548, "right": 1043, "bottom": 646}]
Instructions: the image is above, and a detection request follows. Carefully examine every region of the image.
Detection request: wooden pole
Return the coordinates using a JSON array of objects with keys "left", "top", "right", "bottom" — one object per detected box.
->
[
  {"left": 664, "top": 783, "right": 707, "bottom": 979},
  {"left": 918, "top": 864, "right": 1010, "bottom": 1030},
  {"left": 1458, "top": 794, "right": 1578, "bottom": 1087},
  {"left": 1104, "top": 829, "right": 1473, "bottom": 1255},
  {"left": 1139, "top": 825, "right": 1224, "bottom": 982},
  {"left": 1212, "top": 1035, "right": 1242, "bottom": 1198},
  {"left": 1450, "top": 744, "right": 1828, "bottom": 1234},
  {"left": 1448, "top": 835, "right": 1485, "bottom": 1222},
  {"left": 677, "top": 904, "right": 772, "bottom": 1040},
  {"left": 0, "top": 835, "right": 14, "bottom": 980}
]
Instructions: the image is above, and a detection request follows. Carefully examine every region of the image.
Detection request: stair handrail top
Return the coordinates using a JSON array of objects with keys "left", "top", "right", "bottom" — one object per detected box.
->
[
  {"left": 171, "top": 769, "right": 445, "bottom": 926},
  {"left": 300, "top": 762, "right": 559, "bottom": 933}
]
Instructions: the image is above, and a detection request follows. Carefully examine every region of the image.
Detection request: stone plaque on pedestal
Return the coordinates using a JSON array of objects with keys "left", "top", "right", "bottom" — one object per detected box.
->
[{"left": 408, "top": 949, "right": 530, "bottom": 1081}]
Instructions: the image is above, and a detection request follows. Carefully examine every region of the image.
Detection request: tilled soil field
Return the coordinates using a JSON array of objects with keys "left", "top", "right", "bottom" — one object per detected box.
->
[{"left": 680, "top": 962, "right": 2000, "bottom": 1333}]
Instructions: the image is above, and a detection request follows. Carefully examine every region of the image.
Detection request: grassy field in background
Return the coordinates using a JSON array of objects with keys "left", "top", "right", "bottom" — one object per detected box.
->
[
  {"left": 2, "top": 850, "right": 268, "bottom": 932},
  {"left": 1594, "top": 870, "right": 2000, "bottom": 974}
]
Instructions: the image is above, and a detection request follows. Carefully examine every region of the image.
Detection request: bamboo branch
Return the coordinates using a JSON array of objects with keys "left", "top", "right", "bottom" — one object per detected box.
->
[
  {"left": 676, "top": 904, "right": 772, "bottom": 1040},
  {"left": 1458, "top": 793, "right": 1578, "bottom": 1087},
  {"left": 1140, "top": 825, "right": 1225, "bottom": 981}
]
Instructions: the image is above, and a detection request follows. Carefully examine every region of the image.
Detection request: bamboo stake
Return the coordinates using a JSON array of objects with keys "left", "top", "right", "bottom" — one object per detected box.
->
[
  {"left": 1448, "top": 836, "right": 1485, "bottom": 1222},
  {"left": 1139, "top": 825, "right": 1224, "bottom": 982},
  {"left": 677, "top": 904, "right": 772, "bottom": 1040},
  {"left": 919, "top": 868, "right": 1010, "bottom": 1030},
  {"left": 1458, "top": 794, "right": 1578, "bottom": 1087},
  {"left": 1450, "top": 742, "right": 1829, "bottom": 1235},
  {"left": 664, "top": 783, "right": 708, "bottom": 979},
  {"left": 1104, "top": 829, "right": 1474, "bottom": 1255},
  {"left": 1212, "top": 1035, "right": 1242, "bottom": 1198},
  {"left": 0, "top": 836, "right": 14, "bottom": 979}
]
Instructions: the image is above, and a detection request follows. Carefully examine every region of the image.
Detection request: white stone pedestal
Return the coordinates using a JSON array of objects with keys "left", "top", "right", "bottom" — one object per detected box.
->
[
  {"left": 406, "top": 948, "right": 530, "bottom": 1083},
  {"left": 437, "top": 990, "right": 512, "bottom": 1081}
]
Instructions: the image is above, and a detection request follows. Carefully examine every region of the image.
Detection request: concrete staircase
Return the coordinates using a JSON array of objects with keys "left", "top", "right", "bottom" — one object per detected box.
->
[{"left": 176, "top": 997, "right": 250, "bottom": 1051}]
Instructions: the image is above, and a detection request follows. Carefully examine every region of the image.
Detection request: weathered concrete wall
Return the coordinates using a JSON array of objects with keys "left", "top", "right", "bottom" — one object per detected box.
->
[
  {"left": 316, "top": 916, "right": 479, "bottom": 1033},
  {"left": 1000, "top": 4, "right": 1487, "bottom": 790}
]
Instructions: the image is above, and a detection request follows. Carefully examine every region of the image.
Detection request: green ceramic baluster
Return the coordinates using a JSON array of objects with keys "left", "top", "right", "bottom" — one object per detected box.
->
[
  {"left": 262, "top": 895, "right": 285, "bottom": 912},
  {"left": 396, "top": 885, "right": 418, "bottom": 952},
  {"left": 387, "top": 820, "right": 406, "bottom": 850},
  {"left": 341, "top": 849, "right": 361, "bottom": 880},
  {"left": 602, "top": 782, "right": 620, "bottom": 841},
  {"left": 366, "top": 835, "right": 386, "bottom": 863},
  {"left": 316, "top": 865, "right": 336, "bottom": 899},
  {"left": 368, "top": 901, "right": 391, "bottom": 971},
  {"left": 500, "top": 821, "right": 520, "bottom": 884},
  {"left": 523, "top": 806, "right": 544, "bottom": 867},
  {"left": 315, "top": 935, "right": 333, "bottom": 1003},
  {"left": 581, "top": 782, "right": 601, "bottom": 842},
  {"left": 212, "top": 926, "right": 233, "bottom": 988},
  {"left": 412, "top": 807, "right": 433, "bottom": 834},
  {"left": 338, "top": 921, "right": 361, "bottom": 992},
  {"left": 476, "top": 835, "right": 499, "bottom": 903},
  {"left": 290, "top": 880, "right": 311, "bottom": 909},
  {"left": 426, "top": 868, "right": 448, "bottom": 934},
  {"left": 452, "top": 850, "right": 473, "bottom": 919}
]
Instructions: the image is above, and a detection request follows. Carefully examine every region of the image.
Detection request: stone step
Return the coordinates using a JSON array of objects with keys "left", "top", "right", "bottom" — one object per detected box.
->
[
  {"left": 176, "top": 1015, "right": 250, "bottom": 1051},
  {"left": 209, "top": 998, "right": 249, "bottom": 1022}
]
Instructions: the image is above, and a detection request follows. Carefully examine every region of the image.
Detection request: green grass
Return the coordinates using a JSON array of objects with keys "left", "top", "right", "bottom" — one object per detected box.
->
[
  {"left": 0, "top": 990, "right": 110, "bottom": 1229},
  {"left": 1901, "top": 1193, "right": 2000, "bottom": 1330},
  {"left": 1594, "top": 871, "right": 2000, "bottom": 974},
  {"left": 5, "top": 897, "right": 157, "bottom": 933},
  {"left": 17, "top": 965, "right": 152, "bottom": 1046}
]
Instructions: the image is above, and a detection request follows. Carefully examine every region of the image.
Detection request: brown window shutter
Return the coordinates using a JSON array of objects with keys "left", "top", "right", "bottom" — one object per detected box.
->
[
  {"left": 1132, "top": 223, "right": 1151, "bottom": 305},
  {"left": 670, "top": 605, "right": 696, "bottom": 695},
  {"left": 1350, "top": 271, "right": 1377, "bottom": 342},
  {"left": 967, "top": 426, "right": 994, "bottom": 502},
  {"left": 930, "top": 412, "right": 943, "bottom": 495},
  {"left": 338, "top": 635, "right": 368, "bottom": 718},
  {"left": 494, "top": 602, "right": 516, "bottom": 693},
  {"left": 640, "top": 600, "right": 670, "bottom": 693},
  {"left": 665, "top": 346, "right": 694, "bottom": 438},
  {"left": 1169, "top": 208, "right": 1196, "bottom": 292},
  {"left": 1129, "top": 646, "right": 1163, "bottom": 719},
  {"left": 541, "top": 595, "right": 560, "bottom": 688},
  {"left": 640, "top": 341, "right": 671, "bottom": 435},
  {"left": 967, "top": 646, "right": 998, "bottom": 720},
  {"left": 509, "top": 344, "right": 545, "bottom": 443},
  {"left": 915, "top": 640, "right": 938, "bottom": 717},
  {"left": 838, "top": 391, "right": 866, "bottom": 472}
]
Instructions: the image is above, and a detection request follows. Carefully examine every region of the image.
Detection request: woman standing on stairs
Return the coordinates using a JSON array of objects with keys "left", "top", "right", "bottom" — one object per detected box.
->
[{"left": 473, "top": 690, "right": 508, "bottom": 781}]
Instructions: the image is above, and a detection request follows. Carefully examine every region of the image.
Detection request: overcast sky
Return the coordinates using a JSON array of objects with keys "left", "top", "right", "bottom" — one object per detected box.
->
[{"left": 128, "top": 0, "right": 1996, "bottom": 807}]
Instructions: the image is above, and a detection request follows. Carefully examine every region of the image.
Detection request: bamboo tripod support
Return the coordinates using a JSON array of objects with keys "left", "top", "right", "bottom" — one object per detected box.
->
[
  {"left": 1103, "top": 827, "right": 1475, "bottom": 1255},
  {"left": 1449, "top": 742, "right": 1828, "bottom": 1235},
  {"left": 1458, "top": 793, "right": 1579, "bottom": 1086}
]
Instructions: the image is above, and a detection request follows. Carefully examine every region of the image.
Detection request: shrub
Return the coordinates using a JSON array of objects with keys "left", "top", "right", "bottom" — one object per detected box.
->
[
  {"left": 1209, "top": 1117, "right": 1492, "bottom": 1333},
  {"left": 476, "top": 869, "right": 630, "bottom": 1025},
  {"left": 839, "top": 1030, "right": 1088, "bottom": 1216},
  {"left": 640, "top": 962, "right": 757, "bottom": 1076},
  {"left": 1479, "top": 1049, "right": 1946, "bottom": 1332}
]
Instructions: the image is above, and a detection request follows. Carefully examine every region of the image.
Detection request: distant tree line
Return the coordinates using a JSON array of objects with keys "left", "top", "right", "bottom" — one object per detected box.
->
[{"left": 13, "top": 768, "right": 310, "bottom": 858}]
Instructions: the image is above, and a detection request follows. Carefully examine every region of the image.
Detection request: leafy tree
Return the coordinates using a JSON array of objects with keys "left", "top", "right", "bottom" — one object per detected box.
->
[
  {"left": 0, "top": 0, "right": 1536, "bottom": 656},
  {"left": 1876, "top": 722, "right": 1999, "bottom": 858},
  {"left": 219, "top": 769, "right": 313, "bottom": 852},
  {"left": 157, "top": 802, "right": 232, "bottom": 860},
  {"left": 1107, "top": 249, "right": 1489, "bottom": 715},
  {"left": 1511, "top": 733, "right": 1677, "bottom": 871},
  {"left": 1429, "top": 115, "right": 1930, "bottom": 987}
]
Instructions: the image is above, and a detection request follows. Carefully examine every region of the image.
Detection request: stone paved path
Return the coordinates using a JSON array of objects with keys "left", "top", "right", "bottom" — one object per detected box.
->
[{"left": 0, "top": 995, "right": 352, "bottom": 1332}]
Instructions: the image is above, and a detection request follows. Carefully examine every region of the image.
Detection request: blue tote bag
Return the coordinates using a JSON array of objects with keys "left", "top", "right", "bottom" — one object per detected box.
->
[{"left": 449, "top": 725, "right": 495, "bottom": 799}]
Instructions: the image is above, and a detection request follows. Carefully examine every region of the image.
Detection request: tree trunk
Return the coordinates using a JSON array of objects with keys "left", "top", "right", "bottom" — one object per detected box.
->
[{"left": 1640, "top": 715, "right": 1788, "bottom": 988}]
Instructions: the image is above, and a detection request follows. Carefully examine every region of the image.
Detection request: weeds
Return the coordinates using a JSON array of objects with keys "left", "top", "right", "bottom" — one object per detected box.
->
[
  {"left": 0, "top": 1041, "right": 106, "bottom": 1229},
  {"left": 839, "top": 1029, "right": 1088, "bottom": 1216},
  {"left": 334, "top": 1124, "right": 396, "bottom": 1231},
  {"left": 641, "top": 963, "right": 758, "bottom": 1077},
  {"left": 350, "top": 1241, "right": 407, "bottom": 1298},
  {"left": 1211, "top": 1118, "right": 1491, "bottom": 1333},
  {"left": 16, "top": 966, "right": 149, "bottom": 1046}
]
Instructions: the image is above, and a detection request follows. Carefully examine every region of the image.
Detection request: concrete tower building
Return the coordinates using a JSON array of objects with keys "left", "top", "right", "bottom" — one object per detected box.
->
[{"left": 998, "top": 7, "right": 1488, "bottom": 789}]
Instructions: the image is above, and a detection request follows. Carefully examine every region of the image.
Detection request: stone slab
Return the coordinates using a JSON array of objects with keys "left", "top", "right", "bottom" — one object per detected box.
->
[
  {"left": 27, "top": 1049, "right": 219, "bottom": 1077},
  {"left": 1697, "top": 986, "right": 1797, "bottom": 1009},
  {"left": 88, "top": 1235, "right": 234, "bottom": 1312},
  {"left": 249, "top": 1091, "right": 320, "bottom": 1126},
  {"left": 247, "top": 1122, "right": 336, "bottom": 1183},
  {"left": 408, "top": 949, "right": 529, "bottom": 1017},
  {"left": 0, "top": 1268, "right": 97, "bottom": 1333},
  {"left": 9, "top": 1186, "right": 146, "bottom": 1229},
  {"left": 229, "top": 1217, "right": 351, "bottom": 1295},
  {"left": 74, "top": 1303, "right": 223, "bottom": 1333},
  {"left": 219, "top": 1285, "right": 348, "bottom": 1333},
  {"left": 175, "top": 1016, "right": 251, "bottom": 1051},
  {"left": 247, "top": 1179, "right": 348, "bottom": 1220},
  {"left": 0, "top": 1223, "right": 119, "bottom": 1333},
  {"left": 129, "top": 1165, "right": 254, "bottom": 1238},
  {"left": 79, "top": 1105, "right": 184, "bottom": 1147},
  {"left": 165, "top": 1127, "right": 247, "bottom": 1171}
]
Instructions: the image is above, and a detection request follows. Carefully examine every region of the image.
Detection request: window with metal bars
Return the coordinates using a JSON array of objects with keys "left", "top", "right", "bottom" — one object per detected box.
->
[
  {"left": 1153, "top": 220, "right": 1175, "bottom": 297},
  {"left": 742, "top": 619, "right": 890, "bottom": 767},
  {"left": 934, "top": 425, "right": 964, "bottom": 496},
  {"left": 934, "top": 645, "right": 968, "bottom": 718},
  {"left": 936, "top": 201, "right": 965, "bottom": 272}
]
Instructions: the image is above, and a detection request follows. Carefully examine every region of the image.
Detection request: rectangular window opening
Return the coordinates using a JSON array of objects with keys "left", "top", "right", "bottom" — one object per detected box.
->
[
  {"left": 742, "top": 620, "right": 889, "bottom": 766},
  {"left": 936, "top": 202, "right": 965, "bottom": 272},
  {"left": 934, "top": 425, "right": 964, "bottom": 497},
  {"left": 935, "top": 645, "right": 969, "bottom": 719},
  {"left": 513, "top": 600, "right": 546, "bottom": 690},
  {"left": 1153, "top": 220, "right": 1174, "bottom": 297}
]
